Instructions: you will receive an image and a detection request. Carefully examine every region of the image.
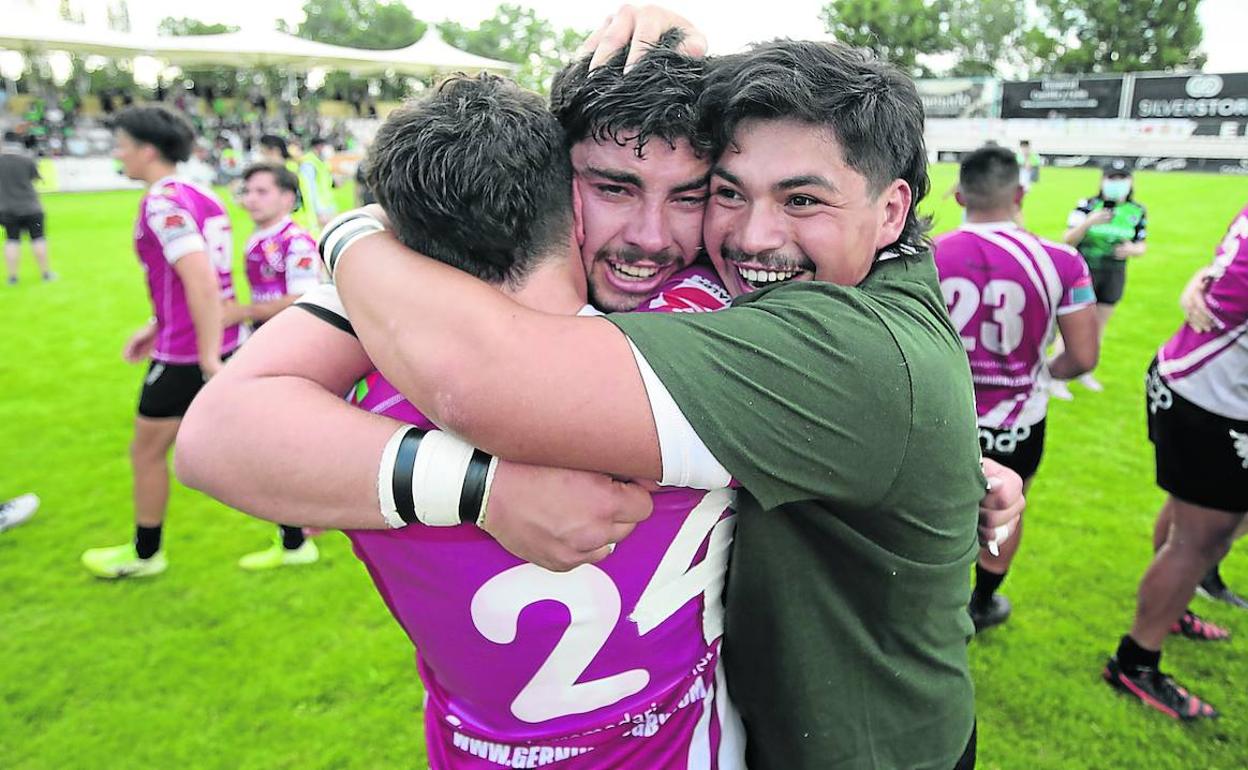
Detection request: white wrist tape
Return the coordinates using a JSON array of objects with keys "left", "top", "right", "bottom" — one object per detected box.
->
[
  {"left": 377, "top": 425, "right": 413, "bottom": 529},
  {"left": 410, "top": 431, "right": 478, "bottom": 527},
  {"left": 321, "top": 214, "right": 385, "bottom": 280},
  {"left": 378, "top": 425, "right": 493, "bottom": 528}
]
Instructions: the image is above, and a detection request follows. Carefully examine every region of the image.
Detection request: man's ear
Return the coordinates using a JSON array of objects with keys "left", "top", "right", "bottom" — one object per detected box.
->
[
  {"left": 873, "top": 179, "right": 912, "bottom": 251},
  {"left": 572, "top": 176, "right": 586, "bottom": 246}
]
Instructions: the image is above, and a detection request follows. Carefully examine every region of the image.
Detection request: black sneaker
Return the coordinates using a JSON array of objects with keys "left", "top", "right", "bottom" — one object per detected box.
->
[
  {"left": 968, "top": 594, "right": 1011, "bottom": 633},
  {"left": 1197, "top": 570, "right": 1248, "bottom": 610},
  {"left": 1102, "top": 656, "right": 1219, "bottom": 721}
]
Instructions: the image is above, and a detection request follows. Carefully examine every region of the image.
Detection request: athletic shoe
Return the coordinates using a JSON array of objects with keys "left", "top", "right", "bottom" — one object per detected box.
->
[
  {"left": 0, "top": 493, "right": 40, "bottom": 532},
  {"left": 1196, "top": 570, "right": 1248, "bottom": 610},
  {"left": 968, "top": 594, "right": 1012, "bottom": 633},
  {"left": 42, "top": 271, "right": 57, "bottom": 282},
  {"left": 1102, "top": 656, "right": 1219, "bottom": 721},
  {"left": 1078, "top": 373, "right": 1104, "bottom": 392},
  {"left": 1170, "top": 609, "right": 1230, "bottom": 641},
  {"left": 6, "top": 276, "right": 15, "bottom": 286},
  {"left": 1048, "top": 380, "right": 1074, "bottom": 401},
  {"left": 81, "top": 543, "right": 168, "bottom": 579},
  {"left": 238, "top": 538, "right": 319, "bottom": 571}
]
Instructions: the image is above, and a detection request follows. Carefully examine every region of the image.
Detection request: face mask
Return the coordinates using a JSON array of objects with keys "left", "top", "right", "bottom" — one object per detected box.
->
[{"left": 1101, "top": 179, "right": 1131, "bottom": 202}]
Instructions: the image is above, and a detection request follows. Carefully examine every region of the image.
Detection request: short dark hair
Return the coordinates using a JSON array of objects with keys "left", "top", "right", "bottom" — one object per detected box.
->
[
  {"left": 958, "top": 145, "right": 1019, "bottom": 211},
  {"left": 242, "top": 162, "right": 300, "bottom": 196},
  {"left": 259, "top": 134, "right": 290, "bottom": 159},
  {"left": 700, "top": 40, "right": 931, "bottom": 254},
  {"left": 549, "top": 29, "right": 710, "bottom": 158},
  {"left": 113, "top": 105, "right": 195, "bottom": 164},
  {"left": 365, "top": 73, "right": 573, "bottom": 286},
  {"left": 311, "top": 136, "right": 329, "bottom": 148}
]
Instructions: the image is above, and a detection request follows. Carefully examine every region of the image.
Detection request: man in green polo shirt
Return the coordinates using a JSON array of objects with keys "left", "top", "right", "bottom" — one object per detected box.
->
[{"left": 316, "top": 40, "right": 986, "bottom": 769}]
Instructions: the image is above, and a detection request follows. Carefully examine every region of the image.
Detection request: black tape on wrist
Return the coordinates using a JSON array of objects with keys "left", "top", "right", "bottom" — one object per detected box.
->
[
  {"left": 317, "top": 212, "right": 369, "bottom": 259},
  {"left": 458, "top": 449, "right": 494, "bottom": 525},
  {"left": 391, "top": 427, "right": 426, "bottom": 525}
]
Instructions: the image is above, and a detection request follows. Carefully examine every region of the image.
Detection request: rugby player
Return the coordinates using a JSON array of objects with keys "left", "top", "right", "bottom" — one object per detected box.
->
[
  {"left": 935, "top": 145, "right": 1099, "bottom": 632},
  {"left": 82, "top": 105, "right": 240, "bottom": 579},
  {"left": 1102, "top": 200, "right": 1248, "bottom": 721},
  {"left": 307, "top": 40, "right": 993, "bottom": 769},
  {"left": 228, "top": 162, "right": 325, "bottom": 570}
]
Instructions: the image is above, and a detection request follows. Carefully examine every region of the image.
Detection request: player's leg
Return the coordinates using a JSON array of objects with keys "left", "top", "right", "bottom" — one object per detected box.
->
[
  {"left": 1104, "top": 369, "right": 1244, "bottom": 719},
  {"left": 3, "top": 220, "right": 19, "bottom": 284},
  {"left": 1197, "top": 519, "right": 1248, "bottom": 609},
  {"left": 29, "top": 213, "right": 53, "bottom": 281},
  {"left": 1131, "top": 497, "right": 1238, "bottom": 648},
  {"left": 969, "top": 421, "right": 1043, "bottom": 632},
  {"left": 237, "top": 523, "right": 320, "bottom": 571},
  {"left": 82, "top": 362, "right": 202, "bottom": 578}
]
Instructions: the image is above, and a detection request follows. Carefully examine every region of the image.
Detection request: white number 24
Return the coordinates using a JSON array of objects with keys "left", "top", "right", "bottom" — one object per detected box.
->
[
  {"left": 941, "top": 277, "right": 1027, "bottom": 355},
  {"left": 469, "top": 489, "right": 734, "bottom": 724}
]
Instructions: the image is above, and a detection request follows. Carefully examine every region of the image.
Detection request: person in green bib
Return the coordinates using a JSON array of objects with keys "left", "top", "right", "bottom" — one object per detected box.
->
[
  {"left": 292, "top": 136, "right": 337, "bottom": 237},
  {"left": 1061, "top": 159, "right": 1148, "bottom": 392},
  {"left": 316, "top": 40, "right": 994, "bottom": 770}
]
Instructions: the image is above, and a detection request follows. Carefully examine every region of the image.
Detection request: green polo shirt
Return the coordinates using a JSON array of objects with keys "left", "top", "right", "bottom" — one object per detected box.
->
[{"left": 609, "top": 252, "right": 984, "bottom": 769}]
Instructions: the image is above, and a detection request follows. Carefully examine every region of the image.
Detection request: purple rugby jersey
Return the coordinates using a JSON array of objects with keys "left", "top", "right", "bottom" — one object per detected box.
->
[
  {"left": 343, "top": 266, "right": 744, "bottom": 769},
  {"left": 1157, "top": 204, "right": 1248, "bottom": 420},
  {"left": 935, "top": 222, "right": 1096, "bottom": 429},
  {"left": 134, "top": 176, "right": 240, "bottom": 363},
  {"left": 243, "top": 216, "right": 322, "bottom": 306}
]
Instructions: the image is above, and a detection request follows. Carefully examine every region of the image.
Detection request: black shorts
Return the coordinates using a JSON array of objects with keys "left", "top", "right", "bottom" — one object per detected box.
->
[
  {"left": 979, "top": 419, "right": 1046, "bottom": 480},
  {"left": 137, "top": 360, "right": 211, "bottom": 419},
  {"left": 1146, "top": 361, "right": 1248, "bottom": 513},
  {"left": 1, "top": 212, "right": 45, "bottom": 242},
  {"left": 1089, "top": 263, "right": 1127, "bottom": 305}
]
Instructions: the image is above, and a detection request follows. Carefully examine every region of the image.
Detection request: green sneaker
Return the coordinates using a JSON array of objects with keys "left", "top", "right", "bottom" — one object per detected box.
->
[
  {"left": 81, "top": 543, "right": 168, "bottom": 579},
  {"left": 238, "top": 538, "right": 319, "bottom": 571}
]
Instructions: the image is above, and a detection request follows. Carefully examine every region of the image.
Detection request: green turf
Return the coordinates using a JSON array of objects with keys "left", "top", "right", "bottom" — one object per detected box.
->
[{"left": 2, "top": 168, "right": 1247, "bottom": 769}]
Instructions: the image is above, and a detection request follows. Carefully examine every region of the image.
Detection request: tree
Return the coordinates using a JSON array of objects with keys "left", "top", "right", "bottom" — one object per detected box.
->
[
  {"left": 157, "top": 17, "right": 238, "bottom": 37},
  {"left": 439, "top": 4, "right": 588, "bottom": 94},
  {"left": 285, "top": 0, "right": 425, "bottom": 50},
  {"left": 282, "top": 0, "right": 427, "bottom": 102},
  {"left": 107, "top": 1, "right": 132, "bottom": 33},
  {"left": 1029, "top": 0, "right": 1206, "bottom": 74},
  {"left": 820, "top": 0, "right": 949, "bottom": 76},
  {"left": 942, "top": 0, "right": 1025, "bottom": 77},
  {"left": 158, "top": 17, "right": 243, "bottom": 98}
]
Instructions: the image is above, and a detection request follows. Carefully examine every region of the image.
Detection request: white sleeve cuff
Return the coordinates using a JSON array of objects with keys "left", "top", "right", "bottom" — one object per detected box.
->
[
  {"left": 163, "top": 235, "right": 206, "bottom": 264},
  {"left": 296, "top": 284, "right": 350, "bottom": 322},
  {"left": 626, "top": 339, "right": 731, "bottom": 490}
]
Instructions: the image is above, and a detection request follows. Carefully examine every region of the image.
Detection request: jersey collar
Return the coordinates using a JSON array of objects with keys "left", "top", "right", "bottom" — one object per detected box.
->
[
  {"left": 251, "top": 216, "right": 293, "bottom": 242},
  {"left": 959, "top": 220, "right": 1020, "bottom": 232}
]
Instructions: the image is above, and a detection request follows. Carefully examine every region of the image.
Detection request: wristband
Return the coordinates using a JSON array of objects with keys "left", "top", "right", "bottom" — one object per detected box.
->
[
  {"left": 317, "top": 211, "right": 371, "bottom": 257},
  {"left": 377, "top": 425, "right": 420, "bottom": 529},
  {"left": 378, "top": 425, "right": 497, "bottom": 528},
  {"left": 320, "top": 214, "right": 385, "bottom": 280}
]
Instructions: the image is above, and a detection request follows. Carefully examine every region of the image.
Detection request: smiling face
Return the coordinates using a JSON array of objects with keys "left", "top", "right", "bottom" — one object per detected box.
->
[
  {"left": 572, "top": 137, "right": 709, "bottom": 312},
  {"left": 703, "top": 118, "right": 912, "bottom": 296}
]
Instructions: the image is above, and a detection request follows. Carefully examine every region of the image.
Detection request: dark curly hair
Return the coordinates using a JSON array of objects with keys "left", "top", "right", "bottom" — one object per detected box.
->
[
  {"left": 113, "top": 105, "right": 195, "bottom": 164},
  {"left": 365, "top": 73, "right": 572, "bottom": 286},
  {"left": 699, "top": 40, "right": 932, "bottom": 255},
  {"left": 549, "top": 28, "right": 711, "bottom": 158}
]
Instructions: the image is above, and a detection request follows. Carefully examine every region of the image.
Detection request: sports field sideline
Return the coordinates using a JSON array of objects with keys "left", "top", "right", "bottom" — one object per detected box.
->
[{"left": 3, "top": 165, "right": 1247, "bottom": 769}]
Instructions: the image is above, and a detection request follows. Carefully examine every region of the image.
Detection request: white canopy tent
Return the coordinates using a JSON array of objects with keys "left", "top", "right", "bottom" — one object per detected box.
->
[{"left": 0, "top": 20, "right": 514, "bottom": 77}]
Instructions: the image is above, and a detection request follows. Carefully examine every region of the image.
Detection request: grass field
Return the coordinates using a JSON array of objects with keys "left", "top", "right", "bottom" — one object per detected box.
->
[{"left": 2, "top": 166, "right": 1247, "bottom": 769}]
